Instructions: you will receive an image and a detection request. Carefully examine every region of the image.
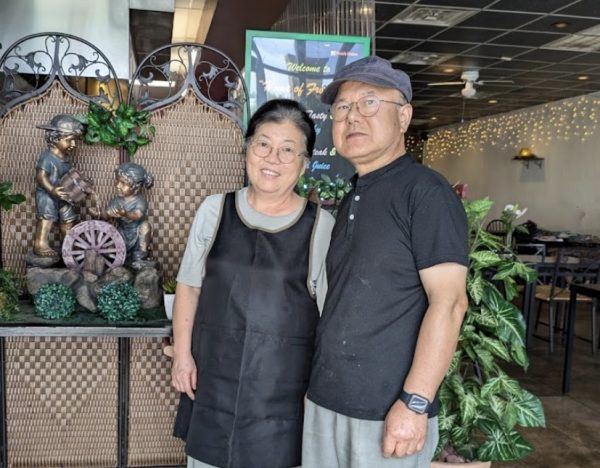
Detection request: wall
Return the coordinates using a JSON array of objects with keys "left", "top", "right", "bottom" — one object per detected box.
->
[
  {"left": 0, "top": 0, "right": 129, "bottom": 78},
  {"left": 424, "top": 93, "right": 600, "bottom": 236}
]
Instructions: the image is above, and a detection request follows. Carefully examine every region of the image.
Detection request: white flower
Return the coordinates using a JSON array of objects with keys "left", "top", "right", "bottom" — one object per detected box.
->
[
  {"left": 503, "top": 204, "right": 515, "bottom": 212},
  {"left": 515, "top": 207, "right": 528, "bottom": 219}
]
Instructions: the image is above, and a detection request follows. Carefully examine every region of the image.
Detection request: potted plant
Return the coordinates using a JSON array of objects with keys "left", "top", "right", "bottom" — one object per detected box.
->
[
  {"left": 79, "top": 101, "right": 155, "bottom": 157},
  {"left": 162, "top": 278, "right": 177, "bottom": 320},
  {"left": 433, "top": 198, "right": 545, "bottom": 467}
]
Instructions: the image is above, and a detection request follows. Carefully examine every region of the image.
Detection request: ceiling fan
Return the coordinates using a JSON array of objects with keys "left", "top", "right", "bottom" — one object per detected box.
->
[{"left": 427, "top": 70, "right": 514, "bottom": 98}]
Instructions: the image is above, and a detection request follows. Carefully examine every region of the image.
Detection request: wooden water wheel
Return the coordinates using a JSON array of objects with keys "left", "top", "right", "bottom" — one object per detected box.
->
[{"left": 62, "top": 220, "right": 127, "bottom": 271}]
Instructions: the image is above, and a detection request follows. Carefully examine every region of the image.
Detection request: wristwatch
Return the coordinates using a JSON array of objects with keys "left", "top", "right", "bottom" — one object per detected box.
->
[{"left": 399, "top": 390, "right": 432, "bottom": 415}]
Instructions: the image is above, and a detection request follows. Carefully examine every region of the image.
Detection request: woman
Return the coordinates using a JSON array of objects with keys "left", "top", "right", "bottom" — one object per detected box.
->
[{"left": 172, "top": 99, "right": 334, "bottom": 468}]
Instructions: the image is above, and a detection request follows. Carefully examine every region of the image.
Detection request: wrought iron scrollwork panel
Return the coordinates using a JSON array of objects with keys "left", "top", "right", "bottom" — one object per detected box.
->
[
  {"left": 0, "top": 32, "right": 122, "bottom": 118},
  {"left": 129, "top": 43, "right": 248, "bottom": 130}
]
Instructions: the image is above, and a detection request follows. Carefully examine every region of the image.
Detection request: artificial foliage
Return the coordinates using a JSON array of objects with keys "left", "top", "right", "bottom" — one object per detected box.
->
[
  {"left": 80, "top": 101, "right": 155, "bottom": 157},
  {"left": 162, "top": 278, "right": 177, "bottom": 294},
  {"left": 0, "top": 268, "right": 21, "bottom": 320},
  {"left": 296, "top": 174, "right": 352, "bottom": 215},
  {"left": 34, "top": 283, "right": 76, "bottom": 320},
  {"left": 0, "top": 181, "right": 26, "bottom": 211},
  {"left": 97, "top": 282, "right": 140, "bottom": 322},
  {"left": 435, "top": 198, "right": 545, "bottom": 463}
]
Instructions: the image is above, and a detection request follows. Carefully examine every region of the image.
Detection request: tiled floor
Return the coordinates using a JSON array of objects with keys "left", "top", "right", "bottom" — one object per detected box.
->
[{"left": 496, "top": 305, "right": 600, "bottom": 468}]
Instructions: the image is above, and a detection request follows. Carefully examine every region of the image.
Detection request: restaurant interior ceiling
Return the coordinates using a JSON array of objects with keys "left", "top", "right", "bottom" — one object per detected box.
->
[{"left": 129, "top": 0, "right": 600, "bottom": 130}]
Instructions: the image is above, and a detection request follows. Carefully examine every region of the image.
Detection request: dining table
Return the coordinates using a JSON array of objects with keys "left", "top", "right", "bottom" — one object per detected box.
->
[{"left": 563, "top": 283, "right": 600, "bottom": 394}]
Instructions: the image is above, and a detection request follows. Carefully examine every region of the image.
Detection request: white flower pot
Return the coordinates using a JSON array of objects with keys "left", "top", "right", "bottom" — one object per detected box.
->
[{"left": 163, "top": 293, "right": 175, "bottom": 320}]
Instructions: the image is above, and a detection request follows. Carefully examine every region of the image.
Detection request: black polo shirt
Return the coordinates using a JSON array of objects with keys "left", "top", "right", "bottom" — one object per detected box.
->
[{"left": 307, "top": 153, "right": 468, "bottom": 421}]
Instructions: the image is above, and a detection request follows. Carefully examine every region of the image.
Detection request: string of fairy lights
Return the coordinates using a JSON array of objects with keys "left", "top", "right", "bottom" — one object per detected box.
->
[{"left": 421, "top": 94, "right": 600, "bottom": 164}]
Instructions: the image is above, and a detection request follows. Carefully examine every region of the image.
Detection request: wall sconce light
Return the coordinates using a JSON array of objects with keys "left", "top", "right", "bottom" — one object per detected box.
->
[{"left": 512, "top": 147, "right": 544, "bottom": 168}]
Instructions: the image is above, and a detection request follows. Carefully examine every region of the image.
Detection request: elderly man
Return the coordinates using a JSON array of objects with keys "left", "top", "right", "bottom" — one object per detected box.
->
[{"left": 303, "top": 56, "right": 469, "bottom": 468}]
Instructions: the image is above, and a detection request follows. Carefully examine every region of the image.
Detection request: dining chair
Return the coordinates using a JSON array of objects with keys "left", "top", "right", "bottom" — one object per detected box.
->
[
  {"left": 534, "top": 257, "right": 599, "bottom": 353},
  {"left": 515, "top": 243, "right": 546, "bottom": 261}
]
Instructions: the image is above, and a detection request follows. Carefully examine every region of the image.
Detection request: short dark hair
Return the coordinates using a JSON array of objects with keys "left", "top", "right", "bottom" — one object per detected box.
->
[{"left": 245, "top": 99, "right": 316, "bottom": 158}]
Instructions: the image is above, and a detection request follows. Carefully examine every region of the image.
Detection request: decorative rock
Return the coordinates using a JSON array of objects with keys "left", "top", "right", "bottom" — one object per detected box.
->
[
  {"left": 93, "top": 267, "right": 133, "bottom": 297},
  {"left": 134, "top": 267, "right": 161, "bottom": 309},
  {"left": 83, "top": 250, "right": 106, "bottom": 276},
  {"left": 25, "top": 249, "right": 60, "bottom": 268},
  {"left": 26, "top": 267, "right": 81, "bottom": 296},
  {"left": 74, "top": 282, "right": 96, "bottom": 312}
]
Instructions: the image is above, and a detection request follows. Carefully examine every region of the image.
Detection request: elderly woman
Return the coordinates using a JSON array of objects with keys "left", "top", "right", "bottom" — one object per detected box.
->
[{"left": 172, "top": 99, "right": 334, "bottom": 468}]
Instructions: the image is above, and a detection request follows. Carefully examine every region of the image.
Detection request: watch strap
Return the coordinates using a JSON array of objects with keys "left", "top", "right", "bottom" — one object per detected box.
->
[{"left": 399, "top": 389, "right": 432, "bottom": 415}]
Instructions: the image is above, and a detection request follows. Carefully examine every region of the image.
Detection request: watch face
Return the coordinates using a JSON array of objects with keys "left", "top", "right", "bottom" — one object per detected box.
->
[{"left": 408, "top": 395, "right": 429, "bottom": 414}]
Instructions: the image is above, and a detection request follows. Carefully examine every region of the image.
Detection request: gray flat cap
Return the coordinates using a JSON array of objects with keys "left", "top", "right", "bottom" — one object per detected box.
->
[{"left": 321, "top": 56, "right": 412, "bottom": 104}]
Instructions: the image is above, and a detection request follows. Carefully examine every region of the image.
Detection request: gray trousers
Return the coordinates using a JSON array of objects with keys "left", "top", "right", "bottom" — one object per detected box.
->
[{"left": 302, "top": 400, "right": 438, "bottom": 468}]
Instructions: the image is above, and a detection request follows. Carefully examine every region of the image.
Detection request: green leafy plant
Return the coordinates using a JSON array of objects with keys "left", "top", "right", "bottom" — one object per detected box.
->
[
  {"left": 97, "top": 282, "right": 140, "bottom": 322},
  {"left": 0, "top": 181, "right": 26, "bottom": 211},
  {"left": 297, "top": 174, "right": 352, "bottom": 214},
  {"left": 162, "top": 278, "right": 177, "bottom": 294},
  {"left": 0, "top": 268, "right": 21, "bottom": 320},
  {"left": 435, "top": 198, "right": 545, "bottom": 463},
  {"left": 34, "top": 283, "right": 76, "bottom": 320},
  {"left": 80, "top": 101, "right": 155, "bottom": 157}
]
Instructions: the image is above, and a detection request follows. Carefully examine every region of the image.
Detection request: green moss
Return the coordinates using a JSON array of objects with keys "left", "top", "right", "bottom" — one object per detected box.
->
[
  {"left": 34, "top": 283, "right": 76, "bottom": 320},
  {"left": 97, "top": 282, "right": 140, "bottom": 322}
]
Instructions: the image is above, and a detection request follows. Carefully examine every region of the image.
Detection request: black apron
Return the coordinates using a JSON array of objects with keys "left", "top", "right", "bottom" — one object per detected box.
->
[{"left": 174, "top": 192, "right": 320, "bottom": 468}]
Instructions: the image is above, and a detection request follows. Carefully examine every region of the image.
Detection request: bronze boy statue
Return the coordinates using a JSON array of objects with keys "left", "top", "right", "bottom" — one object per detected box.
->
[{"left": 33, "top": 114, "right": 85, "bottom": 258}]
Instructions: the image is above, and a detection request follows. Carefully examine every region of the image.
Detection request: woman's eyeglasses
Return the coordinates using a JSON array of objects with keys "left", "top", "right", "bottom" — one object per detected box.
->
[{"left": 249, "top": 139, "right": 307, "bottom": 164}]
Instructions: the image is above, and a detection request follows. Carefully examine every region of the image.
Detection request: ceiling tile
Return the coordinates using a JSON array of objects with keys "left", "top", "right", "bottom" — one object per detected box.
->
[
  {"left": 536, "top": 62, "right": 594, "bottom": 72},
  {"left": 489, "top": 0, "right": 574, "bottom": 13},
  {"left": 411, "top": 40, "right": 474, "bottom": 54},
  {"left": 556, "top": 0, "right": 600, "bottom": 18},
  {"left": 490, "top": 31, "right": 566, "bottom": 47},
  {"left": 520, "top": 15, "right": 600, "bottom": 34},
  {"left": 376, "top": 23, "right": 446, "bottom": 39},
  {"left": 438, "top": 56, "right": 499, "bottom": 68},
  {"left": 458, "top": 11, "right": 540, "bottom": 29},
  {"left": 464, "top": 44, "right": 534, "bottom": 59},
  {"left": 518, "top": 48, "right": 585, "bottom": 62},
  {"left": 565, "top": 53, "right": 600, "bottom": 64},
  {"left": 432, "top": 27, "right": 504, "bottom": 43},
  {"left": 376, "top": 38, "right": 421, "bottom": 50}
]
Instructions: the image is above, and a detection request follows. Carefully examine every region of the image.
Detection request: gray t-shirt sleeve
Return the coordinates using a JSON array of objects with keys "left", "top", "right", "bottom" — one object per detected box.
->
[
  {"left": 176, "top": 194, "right": 224, "bottom": 288},
  {"left": 312, "top": 209, "right": 334, "bottom": 314}
]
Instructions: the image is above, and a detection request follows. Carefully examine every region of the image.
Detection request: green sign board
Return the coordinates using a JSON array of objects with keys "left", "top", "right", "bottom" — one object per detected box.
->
[{"left": 245, "top": 30, "right": 370, "bottom": 180}]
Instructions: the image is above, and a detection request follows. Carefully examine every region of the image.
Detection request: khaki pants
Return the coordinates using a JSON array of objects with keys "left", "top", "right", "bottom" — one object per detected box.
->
[{"left": 302, "top": 400, "right": 439, "bottom": 468}]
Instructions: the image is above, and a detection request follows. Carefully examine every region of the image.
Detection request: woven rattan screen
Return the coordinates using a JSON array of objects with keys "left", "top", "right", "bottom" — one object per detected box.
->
[
  {"left": 128, "top": 338, "right": 185, "bottom": 466},
  {"left": 0, "top": 82, "right": 119, "bottom": 277},
  {"left": 4, "top": 336, "right": 119, "bottom": 467},
  {"left": 131, "top": 93, "right": 245, "bottom": 280}
]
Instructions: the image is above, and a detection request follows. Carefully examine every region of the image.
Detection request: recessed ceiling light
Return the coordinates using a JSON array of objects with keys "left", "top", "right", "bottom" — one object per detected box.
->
[
  {"left": 488, "top": 99, "right": 498, "bottom": 104},
  {"left": 443, "top": 67, "right": 455, "bottom": 73},
  {"left": 431, "top": 116, "right": 437, "bottom": 120},
  {"left": 552, "top": 21, "right": 571, "bottom": 29},
  {"left": 578, "top": 75, "right": 590, "bottom": 80},
  {"left": 500, "top": 56, "right": 512, "bottom": 61}
]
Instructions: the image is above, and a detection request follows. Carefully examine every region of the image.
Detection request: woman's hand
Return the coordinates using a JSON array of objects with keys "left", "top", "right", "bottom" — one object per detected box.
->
[{"left": 172, "top": 351, "right": 197, "bottom": 400}]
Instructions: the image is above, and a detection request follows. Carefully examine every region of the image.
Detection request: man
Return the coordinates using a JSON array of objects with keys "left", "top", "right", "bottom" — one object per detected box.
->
[{"left": 303, "top": 56, "right": 469, "bottom": 467}]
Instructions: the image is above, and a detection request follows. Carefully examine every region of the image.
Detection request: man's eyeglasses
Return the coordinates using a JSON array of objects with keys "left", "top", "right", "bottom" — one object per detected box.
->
[
  {"left": 249, "top": 139, "right": 307, "bottom": 164},
  {"left": 329, "top": 95, "right": 407, "bottom": 122}
]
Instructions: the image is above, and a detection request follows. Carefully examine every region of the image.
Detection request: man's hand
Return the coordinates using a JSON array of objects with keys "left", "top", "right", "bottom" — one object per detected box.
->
[
  {"left": 382, "top": 399, "right": 428, "bottom": 458},
  {"left": 171, "top": 351, "right": 197, "bottom": 400}
]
